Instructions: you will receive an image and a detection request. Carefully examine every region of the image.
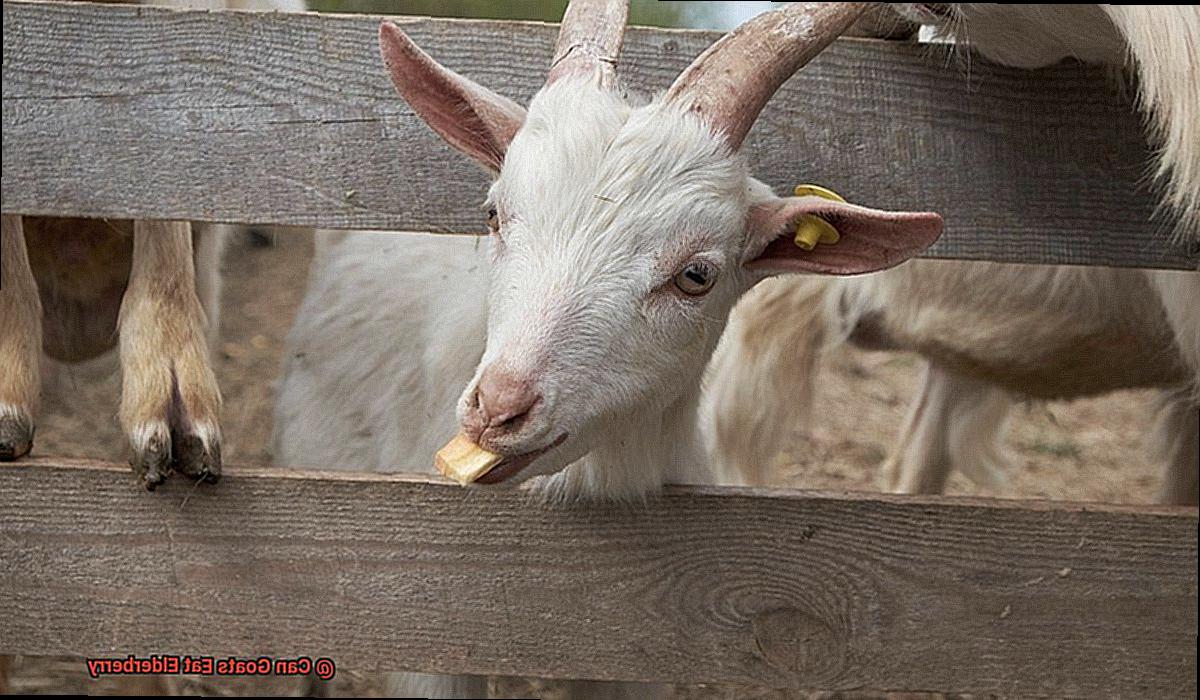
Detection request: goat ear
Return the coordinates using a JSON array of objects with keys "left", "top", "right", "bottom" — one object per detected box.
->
[
  {"left": 380, "top": 22, "right": 526, "bottom": 173},
  {"left": 743, "top": 196, "right": 943, "bottom": 275}
]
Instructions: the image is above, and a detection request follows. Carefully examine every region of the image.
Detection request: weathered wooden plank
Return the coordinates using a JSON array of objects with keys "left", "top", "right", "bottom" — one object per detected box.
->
[
  {"left": 2, "top": 2, "right": 1196, "bottom": 269},
  {"left": 1, "top": 459, "right": 1195, "bottom": 696}
]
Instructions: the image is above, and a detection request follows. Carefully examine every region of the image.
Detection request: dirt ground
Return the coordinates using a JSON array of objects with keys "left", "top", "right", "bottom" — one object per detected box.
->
[{"left": 7, "top": 229, "right": 1170, "bottom": 696}]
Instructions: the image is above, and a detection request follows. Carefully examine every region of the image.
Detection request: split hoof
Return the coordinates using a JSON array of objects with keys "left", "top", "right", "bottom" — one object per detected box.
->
[
  {"left": 130, "top": 422, "right": 221, "bottom": 490},
  {"left": 0, "top": 410, "right": 34, "bottom": 461}
]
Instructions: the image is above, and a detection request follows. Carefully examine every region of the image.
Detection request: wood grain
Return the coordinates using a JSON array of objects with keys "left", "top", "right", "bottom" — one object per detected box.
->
[
  {"left": 2, "top": 1, "right": 1197, "bottom": 269},
  {"left": 1, "top": 458, "right": 1195, "bottom": 696}
]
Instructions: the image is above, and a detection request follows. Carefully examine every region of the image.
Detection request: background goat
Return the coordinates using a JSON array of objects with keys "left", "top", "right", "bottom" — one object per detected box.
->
[
  {"left": 891, "top": 4, "right": 1200, "bottom": 405},
  {"left": 704, "top": 262, "right": 1198, "bottom": 505},
  {"left": 0, "top": 213, "right": 222, "bottom": 487}
]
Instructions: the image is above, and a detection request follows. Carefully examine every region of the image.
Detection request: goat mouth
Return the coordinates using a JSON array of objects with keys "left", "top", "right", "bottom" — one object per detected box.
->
[{"left": 475, "top": 433, "right": 568, "bottom": 485}]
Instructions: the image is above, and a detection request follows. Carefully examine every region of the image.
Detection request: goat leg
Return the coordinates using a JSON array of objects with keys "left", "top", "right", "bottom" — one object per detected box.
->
[
  {"left": 119, "top": 220, "right": 222, "bottom": 488},
  {"left": 884, "top": 362, "right": 1012, "bottom": 494},
  {"left": 1150, "top": 391, "right": 1199, "bottom": 506},
  {"left": 192, "top": 222, "right": 231, "bottom": 353},
  {"left": 0, "top": 215, "right": 41, "bottom": 460}
]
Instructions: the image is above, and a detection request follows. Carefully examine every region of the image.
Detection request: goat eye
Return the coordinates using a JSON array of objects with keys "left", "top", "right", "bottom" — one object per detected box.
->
[
  {"left": 486, "top": 208, "right": 499, "bottom": 233},
  {"left": 673, "top": 261, "right": 716, "bottom": 296}
]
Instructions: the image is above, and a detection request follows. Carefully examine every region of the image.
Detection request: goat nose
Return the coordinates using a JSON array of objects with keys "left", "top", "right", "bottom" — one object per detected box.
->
[{"left": 475, "top": 367, "right": 541, "bottom": 431}]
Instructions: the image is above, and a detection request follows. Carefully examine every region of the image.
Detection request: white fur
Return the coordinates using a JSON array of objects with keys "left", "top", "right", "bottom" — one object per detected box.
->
[
  {"left": 271, "top": 78, "right": 769, "bottom": 695},
  {"left": 0, "top": 403, "right": 27, "bottom": 422},
  {"left": 902, "top": 5, "right": 1126, "bottom": 67},
  {"left": 191, "top": 222, "right": 230, "bottom": 350},
  {"left": 273, "top": 232, "right": 488, "bottom": 476},
  {"left": 1149, "top": 270, "right": 1200, "bottom": 401},
  {"left": 328, "top": 11, "right": 933, "bottom": 507},
  {"left": 881, "top": 363, "right": 1013, "bottom": 494},
  {"left": 898, "top": 4, "right": 1199, "bottom": 237},
  {"left": 280, "top": 5, "right": 936, "bottom": 692},
  {"left": 1148, "top": 387, "right": 1200, "bottom": 505},
  {"left": 385, "top": 672, "right": 488, "bottom": 699},
  {"left": 273, "top": 230, "right": 696, "bottom": 700},
  {"left": 832, "top": 259, "right": 1193, "bottom": 457},
  {"left": 124, "top": 418, "right": 221, "bottom": 464},
  {"left": 450, "top": 79, "right": 752, "bottom": 499},
  {"left": 272, "top": 227, "right": 732, "bottom": 498},
  {"left": 273, "top": 5, "right": 1196, "bottom": 696},
  {"left": 1102, "top": 6, "right": 1200, "bottom": 237}
]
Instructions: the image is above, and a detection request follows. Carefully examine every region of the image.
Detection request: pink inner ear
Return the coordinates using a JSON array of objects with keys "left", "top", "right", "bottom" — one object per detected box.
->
[
  {"left": 379, "top": 22, "right": 526, "bottom": 173},
  {"left": 746, "top": 198, "right": 944, "bottom": 275}
]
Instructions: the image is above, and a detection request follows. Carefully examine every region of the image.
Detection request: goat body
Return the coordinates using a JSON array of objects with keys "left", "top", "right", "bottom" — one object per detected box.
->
[
  {"left": 704, "top": 261, "right": 1197, "bottom": 503},
  {"left": 893, "top": 4, "right": 1200, "bottom": 400},
  {"left": 899, "top": 4, "right": 1199, "bottom": 236},
  {"left": 274, "top": 232, "right": 488, "bottom": 479}
]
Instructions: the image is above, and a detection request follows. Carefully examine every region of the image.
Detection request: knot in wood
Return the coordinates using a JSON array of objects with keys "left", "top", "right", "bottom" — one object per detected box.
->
[{"left": 751, "top": 607, "right": 846, "bottom": 679}]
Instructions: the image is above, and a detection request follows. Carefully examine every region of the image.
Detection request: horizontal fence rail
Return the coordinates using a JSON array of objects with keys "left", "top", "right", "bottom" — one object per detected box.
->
[
  {"left": 2, "top": 0, "right": 1197, "bottom": 270},
  {"left": 1, "top": 459, "right": 1196, "bottom": 697}
]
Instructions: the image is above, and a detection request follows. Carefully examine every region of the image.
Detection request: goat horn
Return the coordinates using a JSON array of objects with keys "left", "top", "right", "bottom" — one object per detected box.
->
[
  {"left": 547, "top": 0, "right": 630, "bottom": 88},
  {"left": 665, "top": 2, "right": 868, "bottom": 150}
]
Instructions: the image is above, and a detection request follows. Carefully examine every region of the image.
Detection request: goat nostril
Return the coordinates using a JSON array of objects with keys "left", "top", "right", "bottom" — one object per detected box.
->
[
  {"left": 475, "top": 368, "right": 541, "bottom": 435},
  {"left": 483, "top": 395, "right": 539, "bottom": 432},
  {"left": 494, "top": 407, "right": 532, "bottom": 432}
]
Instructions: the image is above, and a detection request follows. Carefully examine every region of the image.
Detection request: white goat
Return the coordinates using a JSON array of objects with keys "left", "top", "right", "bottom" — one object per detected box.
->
[
  {"left": 377, "top": 0, "right": 937, "bottom": 499},
  {"left": 275, "top": 1, "right": 939, "bottom": 695},
  {"left": 704, "top": 261, "right": 1198, "bottom": 505},
  {"left": 891, "top": 4, "right": 1200, "bottom": 402}
]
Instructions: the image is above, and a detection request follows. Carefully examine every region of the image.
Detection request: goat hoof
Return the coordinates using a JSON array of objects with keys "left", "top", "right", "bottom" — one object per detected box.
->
[
  {"left": 173, "top": 431, "right": 221, "bottom": 484},
  {"left": 129, "top": 421, "right": 221, "bottom": 489},
  {"left": 0, "top": 411, "right": 35, "bottom": 461},
  {"left": 131, "top": 431, "right": 172, "bottom": 490}
]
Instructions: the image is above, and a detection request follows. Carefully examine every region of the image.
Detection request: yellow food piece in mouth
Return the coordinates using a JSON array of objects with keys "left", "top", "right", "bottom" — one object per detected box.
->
[{"left": 435, "top": 433, "right": 502, "bottom": 485}]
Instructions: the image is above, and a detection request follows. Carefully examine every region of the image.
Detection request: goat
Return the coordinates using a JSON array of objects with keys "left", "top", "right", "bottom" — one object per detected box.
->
[
  {"left": 703, "top": 261, "right": 1198, "bottom": 505},
  {"left": 0, "top": 0, "right": 306, "bottom": 487},
  {"left": 275, "top": 1, "right": 938, "bottom": 695},
  {"left": 891, "top": 4, "right": 1200, "bottom": 403},
  {"left": 368, "top": 0, "right": 938, "bottom": 499}
]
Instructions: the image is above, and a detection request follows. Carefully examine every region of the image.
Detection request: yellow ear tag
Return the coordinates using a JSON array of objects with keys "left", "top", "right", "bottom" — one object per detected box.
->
[{"left": 792, "top": 184, "right": 846, "bottom": 251}]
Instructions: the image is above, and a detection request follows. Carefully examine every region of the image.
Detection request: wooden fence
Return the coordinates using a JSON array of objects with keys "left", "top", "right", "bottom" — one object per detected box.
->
[
  {"left": 2, "top": 458, "right": 1197, "bottom": 697},
  {"left": 1, "top": 1, "right": 1197, "bottom": 697},
  {"left": 4, "top": 0, "right": 1198, "bottom": 269}
]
